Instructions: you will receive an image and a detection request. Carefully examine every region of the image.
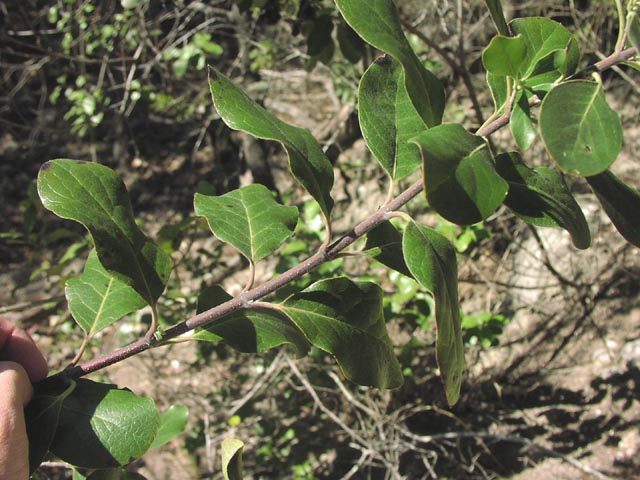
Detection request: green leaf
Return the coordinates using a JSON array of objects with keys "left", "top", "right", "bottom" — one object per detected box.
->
[
  {"left": 221, "top": 439, "right": 244, "bottom": 480},
  {"left": 402, "top": 222, "right": 464, "bottom": 406},
  {"left": 37, "top": 160, "right": 171, "bottom": 305},
  {"left": 335, "top": 0, "right": 445, "bottom": 127},
  {"left": 150, "top": 405, "right": 190, "bottom": 449},
  {"left": 587, "top": 170, "right": 640, "bottom": 247},
  {"left": 539, "top": 81, "right": 623, "bottom": 177},
  {"left": 509, "top": 90, "right": 537, "bottom": 150},
  {"left": 337, "top": 20, "right": 366, "bottom": 63},
  {"left": 50, "top": 379, "right": 160, "bottom": 469},
  {"left": 363, "top": 220, "right": 411, "bottom": 277},
  {"left": 66, "top": 250, "right": 146, "bottom": 337},
  {"left": 510, "top": 17, "right": 577, "bottom": 83},
  {"left": 487, "top": 71, "right": 508, "bottom": 113},
  {"left": 26, "top": 379, "right": 77, "bottom": 473},
  {"left": 496, "top": 152, "right": 591, "bottom": 249},
  {"left": 193, "top": 285, "right": 310, "bottom": 357},
  {"left": 281, "top": 278, "right": 403, "bottom": 389},
  {"left": 412, "top": 123, "right": 509, "bottom": 225},
  {"left": 358, "top": 55, "right": 426, "bottom": 180},
  {"left": 208, "top": 68, "right": 334, "bottom": 222},
  {"left": 194, "top": 184, "right": 298, "bottom": 263},
  {"left": 484, "top": 0, "right": 510, "bottom": 35},
  {"left": 482, "top": 35, "right": 527, "bottom": 78}
]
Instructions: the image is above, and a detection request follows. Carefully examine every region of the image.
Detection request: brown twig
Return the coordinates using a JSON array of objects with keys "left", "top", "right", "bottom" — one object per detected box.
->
[{"left": 36, "top": 45, "right": 638, "bottom": 388}]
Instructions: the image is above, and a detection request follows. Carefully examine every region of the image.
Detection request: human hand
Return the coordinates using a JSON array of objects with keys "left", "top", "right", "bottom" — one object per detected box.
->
[{"left": 0, "top": 318, "right": 48, "bottom": 480}]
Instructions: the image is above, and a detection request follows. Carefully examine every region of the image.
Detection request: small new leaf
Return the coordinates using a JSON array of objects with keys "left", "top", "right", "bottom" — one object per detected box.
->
[
  {"left": 194, "top": 184, "right": 298, "bottom": 263},
  {"left": 403, "top": 222, "right": 464, "bottom": 406},
  {"left": 37, "top": 159, "right": 171, "bottom": 306},
  {"left": 482, "top": 35, "right": 527, "bottom": 78}
]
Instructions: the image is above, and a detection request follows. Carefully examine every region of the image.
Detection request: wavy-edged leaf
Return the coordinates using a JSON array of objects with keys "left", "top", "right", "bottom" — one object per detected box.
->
[
  {"left": 194, "top": 184, "right": 298, "bottom": 263},
  {"left": 221, "top": 439, "right": 244, "bottom": 480},
  {"left": 50, "top": 379, "right": 159, "bottom": 469},
  {"left": 412, "top": 123, "right": 509, "bottom": 225},
  {"left": 359, "top": 55, "right": 426, "bottom": 180},
  {"left": 363, "top": 220, "right": 411, "bottom": 277},
  {"left": 484, "top": 0, "right": 509, "bottom": 35},
  {"left": 150, "top": 405, "right": 190, "bottom": 449},
  {"left": 281, "top": 277, "right": 403, "bottom": 389},
  {"left": 402, "top": 222, "right": 463, "bottom": 406},
  {"left": 192, "top": 285, "right": 310, "bottom": 357},
  {"left": 37, "top": 160, "right": 170, "bottom": 305},
  {"left": 335, "top": 0, "right": 444, "bottom": 127},
  {"left": 496, "top": 152, "right": 591, "bottom": 249},
  {"left": 482, "top": 35, "right": 527, "bottom": 78},
  {"left": 539, "top": 80, "right": 622, "bottom": 177},
  {"left": 26, "top": 379, "right": 77, "bottom": 473},
  {"left": 208, "top": 68, "right": 334, "bottom": 221},
  {"left": 587, "top": 170, "right": 640, "bottom": 247},
  {"left": 66, "top": 250, "right": 146, "bottom": 337}
]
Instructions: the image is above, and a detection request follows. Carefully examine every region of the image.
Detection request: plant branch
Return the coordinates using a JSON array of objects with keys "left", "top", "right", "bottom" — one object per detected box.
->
[{"left": 37, "top": 45, "right": 638, "bottom": 388}]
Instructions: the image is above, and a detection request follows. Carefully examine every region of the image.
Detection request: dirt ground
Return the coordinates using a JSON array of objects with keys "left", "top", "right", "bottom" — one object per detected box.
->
[{"left": 1, "top": 60, "right": 639, "bottom": 480}]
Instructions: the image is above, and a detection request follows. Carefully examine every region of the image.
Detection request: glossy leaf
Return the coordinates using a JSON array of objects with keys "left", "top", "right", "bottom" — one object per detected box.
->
[
  {"left": 412, "top": 123, "right": 509, "bottom": 225},
  {"left": 50, "top": 379, "right": 160, "bottom": 469},
  {"left": 496, "top": 152, "right": 591, "bottom": 249},
  {"left": 208, "top": 68, "right": 334, "bottom": 221},
  {"left": 363, "top": 220, "right": 411, "bottom": 277},
  {"left": 587, "top": 170, "right": 640, "bottom": 247},
  {"left": 37, "top": 160, "right": 171, "bottom": 306},
  {"left": 221, "top": 439, "right": 244, "bottom": 480},
  {"left": 281, "top": 277, "right": 403, "bottom": 389},
  {"left": 150, "top": 405, "right": 190, "bottom": 449},
  {"left": 402, "top": 221, "right": 464, "bottom": 406},
  {"left": 359, "top": 56, "right": 426, "bottom": 180},
  {"left": 509, "top": 90, "right": 537, "bottom": 150},
  {"left": 193, "top": 285, "right": 310, "bottom": 357},
  {"left": 539, "top": 81, "right": 622, "bottom": 177},
  {"left": 484, "top": 0, "right": 509, "bottom": 35},
  {"left": 335, "top": 0, "right": 445, "bottom": 127},
  {"left": 510, "top": 17, "right": 577, "bottom": 82},
  {"left": 482, "top": 35, "right": 527, "bottom": 78},
  {"left": 194, "top": 184, "right": 298, "bottom": 263},
  {"left": 26, "top": 379, "right": 77, "bottom": 473},
  {"left": 66, "top": 250, "right": 146, "bottom": 337}
]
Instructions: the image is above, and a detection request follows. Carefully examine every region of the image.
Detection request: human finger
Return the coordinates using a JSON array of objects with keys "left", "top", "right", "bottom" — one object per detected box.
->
[{"left": 0, "top": 318, "right": 48, "bottom": 383}]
